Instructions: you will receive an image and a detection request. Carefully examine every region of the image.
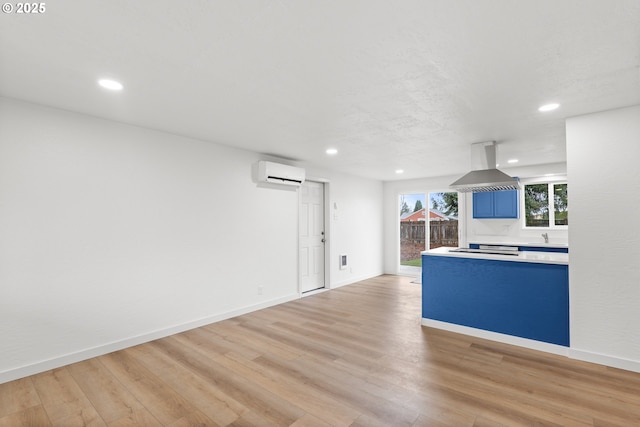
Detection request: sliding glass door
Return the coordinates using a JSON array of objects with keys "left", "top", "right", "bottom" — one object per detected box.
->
[
  {"left": 427, "top": 192, "right": 459, "bottom": 249},
  {"left": 399, "top": 193, "right": 426, "bottom": 270},
  {"left": 399, "top": 191, "right": 459, "bottom": 274}
]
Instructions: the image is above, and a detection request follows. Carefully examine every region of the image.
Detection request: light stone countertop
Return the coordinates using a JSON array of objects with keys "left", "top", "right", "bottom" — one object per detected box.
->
[
  {"left": 422, "top": 246, "right": 569, "bottom": 265},
  {"left": 468, "top": 241, "right": 568, "bottom": 248}
]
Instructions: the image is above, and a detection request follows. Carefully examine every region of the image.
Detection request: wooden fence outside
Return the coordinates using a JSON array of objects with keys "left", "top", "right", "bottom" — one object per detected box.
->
[
  {"left": 400, "top": 220, "right": 459, "bottom": 249},
  {"left": 527, "top": 218, "right": 568, "bottom": 227}
]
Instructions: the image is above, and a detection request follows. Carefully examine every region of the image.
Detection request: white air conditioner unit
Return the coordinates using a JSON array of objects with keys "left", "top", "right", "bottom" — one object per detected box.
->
[{"left": 257, "top": 161, "right": 305, "bottom": 186}]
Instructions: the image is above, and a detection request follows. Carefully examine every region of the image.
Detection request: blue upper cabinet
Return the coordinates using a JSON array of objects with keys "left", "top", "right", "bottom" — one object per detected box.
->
[
  {"left": 472, "top": 192, "right": 495, "bottom": 218},
  {"left": 494, "top": 190, "right": 519, "bottom": 218},
  {"left": 473, "top": 190, "right": 519, "bottom": 219}
]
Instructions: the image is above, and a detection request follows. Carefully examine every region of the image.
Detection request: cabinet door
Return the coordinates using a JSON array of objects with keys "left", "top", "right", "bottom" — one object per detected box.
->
[
  {"left": 494, "top": 190, "right": 519, "bottom": 218},
  {"left": 473, "top": 192, "right": 494, "bottom": 218}
]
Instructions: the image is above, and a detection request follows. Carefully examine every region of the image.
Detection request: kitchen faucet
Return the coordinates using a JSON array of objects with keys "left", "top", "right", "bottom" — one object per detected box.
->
[{"left": 542, "top": 233, "right": 549, "bottom": 243}]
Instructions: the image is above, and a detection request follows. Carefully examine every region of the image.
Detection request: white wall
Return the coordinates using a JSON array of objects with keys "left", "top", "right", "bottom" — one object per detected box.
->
[
  {"left": 566, "top": 104, "right": 640, "bottom": 372},
  {"left": 303, "top": 166, "right": 384, "bottom": 287},
  {"left": 0, "top": 97, "right": 383, "bottom": 383},
  {"left": 383, "top": 163, "right": 568, "bottom": 275}
]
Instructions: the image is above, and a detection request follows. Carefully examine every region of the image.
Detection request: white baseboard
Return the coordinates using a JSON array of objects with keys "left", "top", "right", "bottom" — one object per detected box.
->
[
  {"left": 422, "top": 319, "right": 640, "bottom": 373},
  {"left": 421, "top": 318, "right": 570, "bottom": 356},
  {"left": 0, "top": 293, "right": 299, "bottom": 385},
  {"left": 569, "top": 348, "right": 640, "bottom": 374}
]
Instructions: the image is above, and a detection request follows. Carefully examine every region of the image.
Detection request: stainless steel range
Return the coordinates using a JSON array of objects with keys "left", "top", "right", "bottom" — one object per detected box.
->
[{"left": 449, "top": 245, "right": 519, "bottom": 256}]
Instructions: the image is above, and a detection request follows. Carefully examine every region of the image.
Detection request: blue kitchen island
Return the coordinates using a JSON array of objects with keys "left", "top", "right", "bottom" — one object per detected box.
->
[{"left": 422, "top": 247, "right": 569, "bottom": 348}]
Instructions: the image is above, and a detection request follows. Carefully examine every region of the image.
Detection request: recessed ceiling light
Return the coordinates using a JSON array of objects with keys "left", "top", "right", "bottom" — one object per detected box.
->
[
  {"left": 507, "top": 159, "right": 519, "bottom": 164},
  {"left": 538, "top": 103, "right": 559, "bottom": 112},
  {"left": 395, "top": 169, "right": 404, "bottom": 174},
  {"left": 98, "top": 79, "right": 123, "bottom": 91},
  {"left": 325, "top": 148, "right": 338, "bottom": 155}
]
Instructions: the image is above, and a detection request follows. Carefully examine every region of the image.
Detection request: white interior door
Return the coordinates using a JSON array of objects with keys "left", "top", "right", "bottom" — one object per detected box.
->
[{"left": 299, "top": 180, "right": 325, "bottom": 293}]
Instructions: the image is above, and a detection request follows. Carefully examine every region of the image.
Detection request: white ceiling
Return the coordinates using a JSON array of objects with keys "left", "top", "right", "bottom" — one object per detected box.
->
[{"left": 1, "top": 1, "right": 639, "bottom": 181}]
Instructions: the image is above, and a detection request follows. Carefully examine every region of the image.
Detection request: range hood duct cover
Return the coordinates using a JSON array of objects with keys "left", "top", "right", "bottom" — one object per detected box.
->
[{"left": 450, "top": 141, "right": 520, "bottom": 193}]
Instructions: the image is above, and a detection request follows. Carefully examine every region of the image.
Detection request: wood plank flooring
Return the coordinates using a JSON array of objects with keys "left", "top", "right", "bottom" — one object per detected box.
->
[{"left": 2, "top": 274, "right": 640, "bottom": 426}]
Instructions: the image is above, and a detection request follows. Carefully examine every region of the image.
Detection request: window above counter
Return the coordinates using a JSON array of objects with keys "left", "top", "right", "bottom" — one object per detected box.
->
[{"left": 523, "top": 182, "right": 568, "bottom": 229}]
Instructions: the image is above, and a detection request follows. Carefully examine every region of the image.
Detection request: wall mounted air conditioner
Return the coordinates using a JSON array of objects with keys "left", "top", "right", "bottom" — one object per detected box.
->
[{"left": 257, "top": 161, "right": 305, "bottom": 186}]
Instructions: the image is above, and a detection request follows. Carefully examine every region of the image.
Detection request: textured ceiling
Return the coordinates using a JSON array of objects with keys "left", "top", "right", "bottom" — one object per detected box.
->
[{"left": 1, "top": 0, "right": 639, "bottom": 181}]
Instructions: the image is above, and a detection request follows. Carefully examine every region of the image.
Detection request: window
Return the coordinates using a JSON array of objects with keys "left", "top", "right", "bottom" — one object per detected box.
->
[
  {"left": 523, "top": 182, "right": 568, "bottom": 228},
  {"left": 428, "top": 192, "right": 459, "bottom": 249},
  {"left": 399, "top": 193, "right": 426, "bottom": 268},
  {"left": 398, "top": 191, "right": 459, "bottom": 269}
]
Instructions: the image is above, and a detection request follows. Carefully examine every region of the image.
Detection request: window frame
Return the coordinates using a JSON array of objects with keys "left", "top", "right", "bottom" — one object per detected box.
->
[{"left": 520, "top": 179, "right": 568, "bottom": 230}]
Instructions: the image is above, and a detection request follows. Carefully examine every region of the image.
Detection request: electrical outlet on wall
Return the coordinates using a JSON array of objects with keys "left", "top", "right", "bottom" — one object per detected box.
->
[{"left": 258, "top": 285, "right": 263, "bottom": 295}]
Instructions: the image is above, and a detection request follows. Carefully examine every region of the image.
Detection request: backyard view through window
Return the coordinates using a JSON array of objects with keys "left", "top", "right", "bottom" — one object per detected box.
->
[
  {"left": 524, "top": 183, "right": 568, "bottom": 227},
  {"left": 400, "top": 192, "right": 458, "bottom": 267}
]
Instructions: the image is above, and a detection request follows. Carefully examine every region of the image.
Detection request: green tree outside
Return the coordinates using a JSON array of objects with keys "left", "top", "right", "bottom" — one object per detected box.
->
[
  {"left": 525, "top": 184, "right": 549, "bottom": 226},
  {"left": 438, "top": 192, "right": 458, "bottom": 217},
  {"left": 554, "top": 184, "right": 568, "bottom": 224}
]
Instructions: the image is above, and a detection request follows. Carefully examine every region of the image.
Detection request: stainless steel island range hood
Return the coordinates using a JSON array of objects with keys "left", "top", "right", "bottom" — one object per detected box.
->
[{"left": 450, "top": 141, "right": 520, "bottom": 192}]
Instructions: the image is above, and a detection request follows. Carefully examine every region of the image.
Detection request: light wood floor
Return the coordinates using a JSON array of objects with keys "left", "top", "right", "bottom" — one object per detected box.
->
[{"left": 2, "top": 275, "right": 640, "bottom": 426}]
